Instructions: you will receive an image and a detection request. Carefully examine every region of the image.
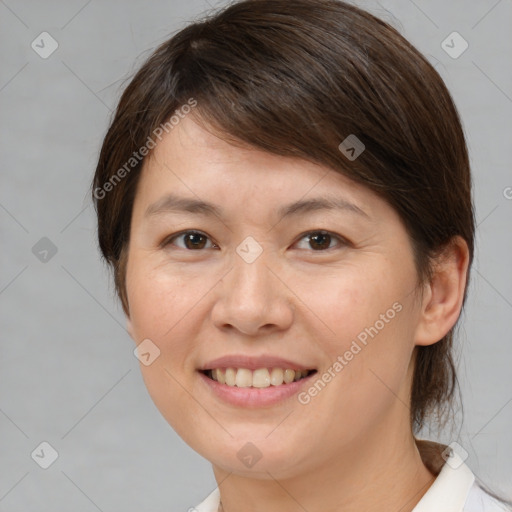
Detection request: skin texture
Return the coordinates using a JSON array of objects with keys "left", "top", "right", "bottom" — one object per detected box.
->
[{"left": 125, "top": 115, "right": 469, "bottom": 512}]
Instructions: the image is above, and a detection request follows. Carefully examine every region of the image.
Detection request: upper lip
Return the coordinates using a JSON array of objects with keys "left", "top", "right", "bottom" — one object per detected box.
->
[{"left": 199, "top": 354, "right": 316, "bottom": 371}]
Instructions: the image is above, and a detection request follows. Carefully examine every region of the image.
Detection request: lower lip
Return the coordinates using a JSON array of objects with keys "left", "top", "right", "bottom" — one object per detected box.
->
[{"left": 198, "top": 371, "right": 316, "bottom": 408}]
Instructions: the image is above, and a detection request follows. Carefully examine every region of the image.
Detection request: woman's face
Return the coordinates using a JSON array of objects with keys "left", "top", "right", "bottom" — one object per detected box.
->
[{"left": 125, "top": 115, "right": 424, "bottom": 478}]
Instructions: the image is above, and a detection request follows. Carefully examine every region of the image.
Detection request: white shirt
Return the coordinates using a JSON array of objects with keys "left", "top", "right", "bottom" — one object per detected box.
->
[{"left": 192, "top": 449, "right": 508, "bottom": 511}]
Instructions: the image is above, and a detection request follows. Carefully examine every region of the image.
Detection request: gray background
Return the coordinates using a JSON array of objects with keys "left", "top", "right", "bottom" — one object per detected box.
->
[{"left": 1, "top": 0, "right": 511, "bottom": 510}]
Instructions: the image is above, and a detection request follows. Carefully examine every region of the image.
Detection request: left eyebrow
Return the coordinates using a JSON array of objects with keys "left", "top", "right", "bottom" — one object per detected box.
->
[
  {"left": 144, "top": 193, "right": 370, "bottom": 221},
  {"left": 277, "top": 196, "right": 370, "bottom": 220}
]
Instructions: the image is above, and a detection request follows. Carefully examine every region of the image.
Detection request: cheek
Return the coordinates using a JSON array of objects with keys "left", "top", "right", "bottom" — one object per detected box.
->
[
  {"left": 292, "top": 261, "right": 416, "bottom": 419},
  {"left": 296, "top": 261, "right": 407, "bottom": 349},
  {"left": 125, "top": 258, "right": 211, "bottom": 443},
  {"left": 127, "top": 257, "right": 198, "bottom": 339},
  {"left": 125, "top": 256, "right": 212, "bottom": 397}
]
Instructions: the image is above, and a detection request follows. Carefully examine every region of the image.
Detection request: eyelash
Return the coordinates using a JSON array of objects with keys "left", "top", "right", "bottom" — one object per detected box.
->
[{"left": 160, "top": 230, "right": 350, "bottom": 252}]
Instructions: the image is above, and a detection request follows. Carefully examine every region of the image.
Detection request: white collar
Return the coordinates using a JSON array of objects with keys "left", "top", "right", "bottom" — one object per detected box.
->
[
  {"left": 195, "top": 448, "right": 475, "bottom": 512},
  {"left": 412, "top": 447, "right": 475, "bottom": 512},
  {"left": 194, "top": 486, "right": 220, "bottom": 512}
]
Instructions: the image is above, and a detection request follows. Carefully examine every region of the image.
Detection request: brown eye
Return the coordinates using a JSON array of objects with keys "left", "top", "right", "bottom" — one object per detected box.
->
[
  {"left": 163, "top": 231, "right": 216, "bottom": 250},
  {"left": 295, "top": 231, "right": 347, "bottom": 251}
]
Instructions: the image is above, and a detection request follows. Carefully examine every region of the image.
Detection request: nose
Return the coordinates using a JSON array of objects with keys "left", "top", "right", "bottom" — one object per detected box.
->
[{"left": 211, "top": 249, "right": 294, "bottom": 336}]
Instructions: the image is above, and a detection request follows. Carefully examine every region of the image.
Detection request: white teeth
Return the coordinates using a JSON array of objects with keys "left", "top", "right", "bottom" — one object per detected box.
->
[
  {"left": 252, "top": 368, "right": 271, "bottom": 388},
  {"left": 283, "top": 368, "right": 295, "bottom": 383},
  {"left": 212, "top": 368, "right": 226, "bottom": 384},
  {"left": 235, "top": 368, "right": 252, "bottom": 387},
  {"left": 225, "top": 367, "right": 236, "bottom": 386},
  {"left": 216, "top": 368, "right": 226, "bottom": 385},
  {"left": 207, "top": 367, "right": 312, "bottom": 388},
  {"left": 270, "top": 368, "right": 284, "bottom": 386}
]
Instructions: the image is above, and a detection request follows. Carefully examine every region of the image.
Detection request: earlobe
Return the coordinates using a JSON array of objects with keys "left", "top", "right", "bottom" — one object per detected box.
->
[{"left": 414, "top": 236, "right": 470, "bottom": 347}]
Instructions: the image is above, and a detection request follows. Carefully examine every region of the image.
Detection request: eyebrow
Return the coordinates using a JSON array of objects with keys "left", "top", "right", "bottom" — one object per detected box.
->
[{"left": 144, "top": 193, "right": 370, "bottom": 221}]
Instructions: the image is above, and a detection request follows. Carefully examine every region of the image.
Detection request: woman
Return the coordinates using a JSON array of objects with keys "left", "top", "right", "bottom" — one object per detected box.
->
[{"left": 92, "top": 0, "right": 511, "bottom": 510}]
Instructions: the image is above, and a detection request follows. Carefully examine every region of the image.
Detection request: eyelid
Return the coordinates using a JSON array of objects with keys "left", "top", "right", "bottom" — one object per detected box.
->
[
  {"left": 160, "top": 229, "right": 218, "bottom": 249},
  {"left": 293, "top": 230, "right": 351, "bottom": 250}
]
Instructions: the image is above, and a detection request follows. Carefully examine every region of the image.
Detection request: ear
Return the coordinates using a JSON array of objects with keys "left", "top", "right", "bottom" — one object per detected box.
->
[{"left": 414, "top": 236, "right": 470, "bottom": 347}]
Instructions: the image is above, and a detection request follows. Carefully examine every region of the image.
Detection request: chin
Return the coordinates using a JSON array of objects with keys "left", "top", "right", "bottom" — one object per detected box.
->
[{"left": 196, "top": 433, "right": 312, "bottom": 480}]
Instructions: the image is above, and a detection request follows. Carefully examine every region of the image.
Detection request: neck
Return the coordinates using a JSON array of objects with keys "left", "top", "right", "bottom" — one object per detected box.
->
[{"left": 212, "top": 416, "right": 438, "bottom": 512}]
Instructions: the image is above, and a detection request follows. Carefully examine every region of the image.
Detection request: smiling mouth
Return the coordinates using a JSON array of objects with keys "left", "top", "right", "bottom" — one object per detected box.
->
[{"left": 200, "top": 368, "right": 317, "bottom": 388}]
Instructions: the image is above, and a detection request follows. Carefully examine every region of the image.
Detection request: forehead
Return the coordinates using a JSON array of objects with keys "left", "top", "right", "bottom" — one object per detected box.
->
[{"left": 134, "top": 115, "right": 384, "bottom": 220}]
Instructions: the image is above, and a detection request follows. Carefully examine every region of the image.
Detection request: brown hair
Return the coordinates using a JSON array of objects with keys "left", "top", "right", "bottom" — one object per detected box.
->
[{"left": 94, "top": 0, "right": 472, "bottom": 440}]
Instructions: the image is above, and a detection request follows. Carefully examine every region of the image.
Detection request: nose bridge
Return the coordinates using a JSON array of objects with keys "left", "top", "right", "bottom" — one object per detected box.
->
[
  {"left": 230, "top": 240, "right": 275, "bottom": 307},
  {"left": 211, "top": 238, "right": 293, "bottom": 333}
]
